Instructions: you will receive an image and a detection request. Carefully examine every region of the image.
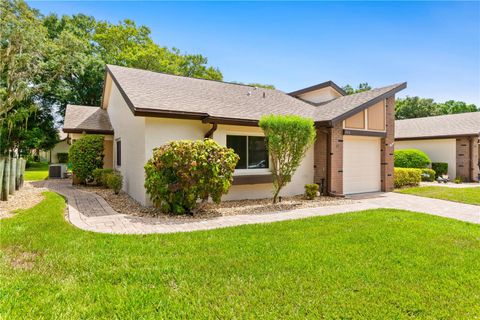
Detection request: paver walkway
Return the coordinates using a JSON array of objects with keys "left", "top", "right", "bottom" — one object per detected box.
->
[{"left": 45, "top": 180, "right": 480, "bottom": 234}]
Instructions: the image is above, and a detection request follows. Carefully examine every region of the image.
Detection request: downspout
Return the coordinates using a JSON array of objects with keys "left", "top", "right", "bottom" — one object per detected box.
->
[{"left": 204, "top": 123, "right": 218, "bottom": 139}]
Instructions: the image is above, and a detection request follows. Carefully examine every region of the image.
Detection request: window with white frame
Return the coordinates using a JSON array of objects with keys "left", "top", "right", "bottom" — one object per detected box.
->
[{"left": 226, "top": 135, "right": 269, "bottom": 170}]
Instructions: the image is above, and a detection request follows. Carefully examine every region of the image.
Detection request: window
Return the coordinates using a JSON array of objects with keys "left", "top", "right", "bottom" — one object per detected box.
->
[
  {"left": 227, "top": 135, "right": 269, "bottom": 170},
  {"left": 116, "top": 140, "right": 121, "bottom": 166}
]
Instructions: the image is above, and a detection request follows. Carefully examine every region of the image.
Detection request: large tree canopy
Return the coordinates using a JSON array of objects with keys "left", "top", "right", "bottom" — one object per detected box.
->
[
  {"left": 395, "top": 96, "right": 478, "bottom": 120},
  {"left": 41, "top": 14, "right": 223, "bottom": 117}
]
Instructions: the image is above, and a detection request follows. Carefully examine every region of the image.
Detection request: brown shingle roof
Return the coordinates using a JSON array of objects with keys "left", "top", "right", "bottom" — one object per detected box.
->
[
  {"left": 106, "top": 65, "right": 406, "bottom": 125},
  {"left": 63, "top": 105, "right": 113, "bottom": 134},
  {"left": 395, "top": 112, "right": 480, "bottom": 139}
]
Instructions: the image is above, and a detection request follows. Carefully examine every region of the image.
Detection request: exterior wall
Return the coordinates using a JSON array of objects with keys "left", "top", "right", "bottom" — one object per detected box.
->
[
  {"left": 381, "top": 96, "right": 395, "bottom": 191},
  {"left": 298, "top": 87, "right": 342, "bottom": 104},
  {"left": 103, "top": 140, "right": 113, "bottom": 169},
  {"left": 50, "top": 140, "right": 70, "bottom": 163},
  {"left": 344, "top": 100, "right": 386, "bottom": 132},
  {"left": 395, "top": 139, "right": 457, "bottom": 178},
  {"left": 345, "top": 111, "right": 365, "bottom": 129},
  {"left": 107, "top": 82, "right": 147, "bottom": 204},
  {"left": 456, "top": 136, "right": 479, "bottom": 182},
  {"left": 214, "top": 124, "right": 314, "bottom": 200},
  {"left": 368, "top": 101, "right": 386, "bottom": 131},
  {"left": 328, "top": 122, "right": 344, "bottom": 195}
]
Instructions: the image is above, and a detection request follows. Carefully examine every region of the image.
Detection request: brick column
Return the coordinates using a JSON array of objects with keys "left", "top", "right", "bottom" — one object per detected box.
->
[
  {"left": 456, "top": 137, "right": 472, "bottom": 181},
  {"left": 381, "top": 96, "right": 395, "bottom": 191},
  {"left": 313, "top": 128, "right": 328, "bottom": 184},
  {"left": 328, "top": 122, "right": 344, "bottom": 195},
  {"left": 470, "top": 136, "right": 479, "bottom": 182}
]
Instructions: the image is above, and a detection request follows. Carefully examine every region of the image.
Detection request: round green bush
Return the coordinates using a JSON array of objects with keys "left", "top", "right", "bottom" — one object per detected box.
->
[
  {"left": 394, "top": 149, "right": 431, "bottom": 168},
  {"left": 106, "top": 171, "right": 123, "bottom": 194},
  {"left": 144, "top": 139, "right": 239, "bottom": 215},
  {"left": 69, "top": 135, "right": 104, "bottom": 183}
]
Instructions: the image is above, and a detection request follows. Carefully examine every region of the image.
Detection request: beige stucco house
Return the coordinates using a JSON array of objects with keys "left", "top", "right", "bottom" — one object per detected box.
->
[
  {"left": 395, "top": 112, "right": 480, "bottom": 181},
  {"left": 63, "top": 65, "right": 406, "bottom": 205}
]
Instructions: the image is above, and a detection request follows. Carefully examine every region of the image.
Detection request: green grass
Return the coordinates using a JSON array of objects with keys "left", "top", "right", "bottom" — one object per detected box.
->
[
  {"left": 24, "top": 162, "right": 49, "bottom": 181},
  {"left": 398, "top": 186, "right": 480, "bottom": 206},
  {"left": 1, "top": 192, "right": 479, "bottom": 319}
]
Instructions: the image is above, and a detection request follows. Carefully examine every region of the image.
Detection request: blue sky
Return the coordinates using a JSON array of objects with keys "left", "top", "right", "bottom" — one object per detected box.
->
[{"left": 30, "top": 1, "right": 480, "bottom": 105}]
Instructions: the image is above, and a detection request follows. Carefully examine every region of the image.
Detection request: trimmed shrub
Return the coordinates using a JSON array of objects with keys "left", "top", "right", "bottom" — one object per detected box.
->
[
  {"left": 421, "top": 168, "right": 436, "bottom": 182},
  {"left": 57, "top": 153, "right": 69, "bottom": 163},
  {"left": 69, "top": 135, "right": 104, "bottom": 184},
  {"left": 259, "top": 114, "right": 316, "bottom": 203},
  {"left": 106, "top": 171, "right": 123, "bottom": 194},
  {"left": 454, "top": 177, "right": 463, "bottom": 184},
  {"left": 431, "top": 162, "right": 448, "bottom": 178},
  {"left": 144, "top": 139, "right": 239, "bottom": 214},
  {"left": 394, "top": 149, "right": 431, "bottom": 168},
  {"left": 92, "top": 168, "right": 114, "bottom": 187},
  {"left": 304, "top": 184, "right": 319, "bottom": 200},
  {"left": 394, "top": 167, "right": 422, "bottom": 188}
]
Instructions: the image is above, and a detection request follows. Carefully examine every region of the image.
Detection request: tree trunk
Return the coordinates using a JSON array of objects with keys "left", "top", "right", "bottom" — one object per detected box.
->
[
  {"left": 15, "top": 157, "right": 21, "bottom": 190},
  {"left": 0, "top": 158, "right": 4, "bottom": 200},
  {"left": 9, "top": 157, "right": 16, "bottom": 195},
  {"left": 2, "top": 158, "right": 10, "bottom": 201}
]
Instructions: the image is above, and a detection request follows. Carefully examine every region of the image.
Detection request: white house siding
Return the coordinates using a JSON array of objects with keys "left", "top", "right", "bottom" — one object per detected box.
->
[
  {"left": 107, "top": 82, "right": 147, "bottom": 204},
  {"left": 50, "top": 140, "right": 70, "bottom": 163},
  {"left": 395, "top": 139, "right": 456, "bottom": 178},
  {"left": 214, "top": 124, "right": 314, "bottom": 201}
]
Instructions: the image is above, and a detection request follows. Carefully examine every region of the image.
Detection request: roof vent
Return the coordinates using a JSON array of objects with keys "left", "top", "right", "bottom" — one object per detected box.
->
[
  {"left": 247, "top": 91, "right": 252, "bottom": 96},
  {"left": 263, "top": 92, "right": 266, "bottom": 98}
]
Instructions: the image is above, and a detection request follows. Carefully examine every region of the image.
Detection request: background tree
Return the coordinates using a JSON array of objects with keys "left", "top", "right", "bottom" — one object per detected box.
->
[
  {"left": 342, "top": 82, "right": 372, "bottom": 95},
  {"left": 395, "top": 96, "right": 478, "bottom": 120},
  {"left": 259, "top": 115, "right": 316, "bottom": 203}
]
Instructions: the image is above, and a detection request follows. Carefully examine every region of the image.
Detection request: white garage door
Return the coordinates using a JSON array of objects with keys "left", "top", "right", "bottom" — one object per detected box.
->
[{"left": 343, "top": 136, "right": 381, "bottom": 194}]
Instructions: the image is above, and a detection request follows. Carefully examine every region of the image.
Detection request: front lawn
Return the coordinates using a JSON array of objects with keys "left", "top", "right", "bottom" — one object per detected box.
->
[
  {"left": 398, "top": 186, "right": 480, "bottom": 206},
  {"left": 24, "top": 162, "right": 49, "bottom": 181},
  {"left": 1, "top": 192, "right": 479, "bottom": 319}
]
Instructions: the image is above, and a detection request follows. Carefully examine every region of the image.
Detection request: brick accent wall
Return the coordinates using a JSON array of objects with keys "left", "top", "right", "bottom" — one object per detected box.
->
[
  {"left": 328, "top": 122, "right": 344, "bottom": 195},
  {"left": 381, "top": 96, "right": 395, "bottom": 191},
  {"left": 471, "top": 137, "right": 479, "bottom": 182},
  {"left": 313, "top": 129, "right": 328, "bottom": 185},
  {"left": 456, "top": 136, "right": 480, "bottom": 182}
]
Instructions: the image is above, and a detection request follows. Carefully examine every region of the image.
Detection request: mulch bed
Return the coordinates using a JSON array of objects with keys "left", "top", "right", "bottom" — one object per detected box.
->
[
  {"left": 0, "top": 181, "right": 47, "bottom": 219},
  {"left": 76, "top": 184, "right": 356, "bottom": 220}
]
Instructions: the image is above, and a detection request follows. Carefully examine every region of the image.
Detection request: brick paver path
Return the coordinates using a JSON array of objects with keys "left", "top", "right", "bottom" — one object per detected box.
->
[{"left": 45, "top": 180, "right": 480, "bottom": 234}]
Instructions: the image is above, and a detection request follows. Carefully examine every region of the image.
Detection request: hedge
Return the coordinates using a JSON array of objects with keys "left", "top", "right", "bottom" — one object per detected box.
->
[
  {"left": 57, "top": 153, "right": 69, "bottom": 164},
  {"left": 431, "top": 162, "right": 448, "bottom": 178},
  {"left": 394, "top": 149, "right": 431, "bottom": 168},
  {"left": 394, "top": 167, "right": 422, "bottom": 188},
  {"left": 421, "top": 168, "right": 436, "bottom": 182},
  {"left": 69, "top": 135, "right": 104, "bottom": 183},
  {"left": 92, "top": 168, "right": 114, "bottom": 187}
]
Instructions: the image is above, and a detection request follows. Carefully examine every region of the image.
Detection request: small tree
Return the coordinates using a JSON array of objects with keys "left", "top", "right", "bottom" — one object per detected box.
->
[
  {"left": 144, "top": 139, "right": 238, "bottom": 215},
  {"left": 69, "top": 135, "right": 104, "bottom": 183},
  {"left": 259, "top": 115, "right": 316, "bottom": 203}
]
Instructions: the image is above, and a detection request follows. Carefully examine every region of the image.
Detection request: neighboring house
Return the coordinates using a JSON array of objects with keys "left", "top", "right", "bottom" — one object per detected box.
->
[
  {"left": 63, "top": 65, "right": 406, "bottom": 205},
  {"left": 395, "top": 112, "right": 480, "bottom": 181},
  {"left": 49, "top": 130, "right": 70, "bottom": 163}
]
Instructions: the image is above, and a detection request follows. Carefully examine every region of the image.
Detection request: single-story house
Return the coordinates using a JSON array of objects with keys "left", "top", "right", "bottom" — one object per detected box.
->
[
  {"left": 63, "top": 65, "right": 406, "bottom": 205},
  {"left": 395, "top": 112, "right": 480, "bottom": 181}
]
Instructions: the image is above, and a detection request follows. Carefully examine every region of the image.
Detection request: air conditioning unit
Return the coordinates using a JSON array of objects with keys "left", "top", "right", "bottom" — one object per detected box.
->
[{"left": 49, "top": 164, "right": 67, "bottom": 179}]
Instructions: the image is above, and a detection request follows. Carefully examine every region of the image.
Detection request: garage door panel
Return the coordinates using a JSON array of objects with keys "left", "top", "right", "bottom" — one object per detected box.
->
[{"left": 343, "top": 136, "right": 381, "bottom": 194}]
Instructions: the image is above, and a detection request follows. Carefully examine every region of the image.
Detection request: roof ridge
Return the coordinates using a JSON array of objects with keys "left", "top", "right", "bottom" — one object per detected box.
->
[{"left": 106, "top": 64, "right": 277, "bottom": 91}]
